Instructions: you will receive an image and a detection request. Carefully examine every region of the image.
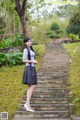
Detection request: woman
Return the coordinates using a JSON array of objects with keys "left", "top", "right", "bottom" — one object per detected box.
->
[{"left": 22, "top": 37, "right": 38, "bottom": 112}]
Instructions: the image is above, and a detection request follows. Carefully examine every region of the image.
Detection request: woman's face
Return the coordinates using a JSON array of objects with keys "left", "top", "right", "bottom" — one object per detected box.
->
[{"left": 25, "top": 40, "right": 32, "bottom": 47}]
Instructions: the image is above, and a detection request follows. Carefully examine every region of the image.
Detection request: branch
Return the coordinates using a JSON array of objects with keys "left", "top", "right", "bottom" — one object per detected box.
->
[
  {"left": 15, "top": 0, "right": 21, "bottom": 14},
  {"left": 22, "top": 0, "right": 27, "bottom": 11}
]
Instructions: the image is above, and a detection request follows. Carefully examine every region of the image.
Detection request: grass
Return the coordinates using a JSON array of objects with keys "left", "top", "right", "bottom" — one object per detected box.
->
[
  {"left": 63, "top": 42, "right": 80, "bottom": 116},
  {"left": 0, "top": 44, "right": 45, "bottom": 120}
]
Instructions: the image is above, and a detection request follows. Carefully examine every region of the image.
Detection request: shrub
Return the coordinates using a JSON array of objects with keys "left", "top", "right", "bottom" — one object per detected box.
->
[
  {"left": 0, "top": 52, "right": 23, "bottom": 67},
  {"left": 45, "top": 22, "right": 63, "bottom": 40},
  {"left": 0, "top": 38, "right": 11, "bottom": 48},
  {"left": 0, "top": 34, "right": 23, "bottom": 48},
  {"left": 48, "top": 34, "right": 60, "bottom": 39},
  {"left": 50, "top": 23, "right": 60, "bottom": 31},
  {"left": 6, "top": 52, "right": 23, "bottom": 66},
  {"left": 69, "top": 33, "right": 79, "bottom": 42},
  {"left": 66, "top": 12, "right": 80, "bottom": 37},
  {"left": 0, "top": 53, "right": 8, "bottom": 66},
  {"left": 45, "top": 32, "right": 53, "bottom": 36},
  {"left": 56, "top": 29, "right": 64, "bottom": 33},
  {"left": 10, "top": 34, "right": 23, "bottom": 47}
]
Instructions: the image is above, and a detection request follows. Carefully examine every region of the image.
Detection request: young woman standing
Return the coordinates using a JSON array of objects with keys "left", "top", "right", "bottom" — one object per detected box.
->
[{"left": 22, "top": 37, "right": 38, "bottom": 112}]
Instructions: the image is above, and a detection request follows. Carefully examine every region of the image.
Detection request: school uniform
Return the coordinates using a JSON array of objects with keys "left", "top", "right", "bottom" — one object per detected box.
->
[{"left": 22, "top": 48, "right": 37, "bottom": 85}]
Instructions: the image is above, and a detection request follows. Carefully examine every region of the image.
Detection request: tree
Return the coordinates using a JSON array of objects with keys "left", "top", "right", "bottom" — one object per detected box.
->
[
  {"left": 66, "top": 0, "right": 80, "bottom": 37},
  {"left": 50, "top": 23, "right": 60, "bottom": 31},
  {"left": 66, "top": 12, "right": 80, "bottom": 37},
  {"left": 15, "top": 0, "right": 30, "bottom": 37},
  {"left": 45, "top": 23, "right": 63, "bottom": 40},
  {"left": 0, "top": 17, "right": 6, "bottom": 34}
]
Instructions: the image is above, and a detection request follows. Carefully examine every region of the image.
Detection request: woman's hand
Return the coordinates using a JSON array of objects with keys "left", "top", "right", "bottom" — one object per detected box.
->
[{"left": 32, "top": 60, "right": 38, "bottom": 64}]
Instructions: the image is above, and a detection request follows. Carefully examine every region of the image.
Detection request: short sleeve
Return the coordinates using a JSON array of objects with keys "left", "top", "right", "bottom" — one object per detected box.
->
[{"left": 22, "top": 48, "right": 28, "bottom": 61}]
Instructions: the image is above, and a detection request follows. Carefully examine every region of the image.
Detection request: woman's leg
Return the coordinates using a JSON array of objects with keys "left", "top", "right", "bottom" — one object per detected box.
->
[{"left": 26, "top": 85, "right": 36, "bottom": 109}]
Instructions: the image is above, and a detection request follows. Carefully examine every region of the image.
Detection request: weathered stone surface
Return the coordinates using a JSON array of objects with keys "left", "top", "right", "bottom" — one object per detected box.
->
[{"left": 0, "top": 47, "right": 21, "bottom": 53}]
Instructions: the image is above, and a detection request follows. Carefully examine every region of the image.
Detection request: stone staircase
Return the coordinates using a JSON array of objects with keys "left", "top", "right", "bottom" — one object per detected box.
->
[{"left": 13, "top": 43, "right": 71, "bottom": 120}]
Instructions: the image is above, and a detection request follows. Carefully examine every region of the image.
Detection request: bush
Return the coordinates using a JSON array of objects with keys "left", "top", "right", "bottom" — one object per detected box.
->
[
  {"left": 0, "top": 38, "right": 11, "bottom": 48},
  {"left": 50, "top": 23, "right": 60, "bottom": 31},
  {"left": 56, "top": 29, "right": 64, "bottom": 33},
  {"left": 0, "top": 34, "right": 23, "bottom": 48},
  {"left": 0, "top": 52, "right": 23, "bottom": 67},
  {"left": 10, "top": 34, "right": 23, "bottom": 47},
  {"left": 66, "top": 12, "right": 80, "bottom": 37},
  {"left": 69, "top": 33, "right": 79, "bottom": 42},
  {"left": 45, "top": 22, "right": 63, "bottom": 40},
  {"left": 45, "top": 32, "right": 53, "bottom": 36},
  {"left": 48, "top": 34, "right": 60, "bottom": 39},
  {"left": 0, "top": 53, "right": 8, "bottom": 66},
  {"left": 6, "top": 52, "right": 23, "bottom": 66}
]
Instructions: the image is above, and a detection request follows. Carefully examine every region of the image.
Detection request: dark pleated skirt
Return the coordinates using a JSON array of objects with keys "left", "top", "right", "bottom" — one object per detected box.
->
[{"left": 22, "top": 66, "right": 37, "bottom": 85}]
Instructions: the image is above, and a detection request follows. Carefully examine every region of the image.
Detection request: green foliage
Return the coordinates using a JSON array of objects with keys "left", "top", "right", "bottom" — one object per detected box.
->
[
  {"left": 10, "top": 34, "right": 23, "bottom": 47},
  {"left": 63, "top": 42, "right": 80, "bottom": 116},
  {"left": 50, "top": 23, "right": 60, "bottom": 31},
  {"left": 31, "top": 19, "right": 51, "bottom": 44},
  {"left": 0, "top": 34, "right": 23, "bottom": 48},
  {"left": 0, "top": 38, "right": 10, "bottom": 48},
  {"left": 48, "top": 34, "right": 60, "bottom": 39},
  {"left": 69, "top": 33, "right": 79, "bottom": 42},
  {"left": 57, "top": 4, "right": 77, "bottom": 19},
  {"left": 0, "top": 44, "right": 45, "bottom": 67},
  {"left": 45, "top": 31, "right": 60, "bottom": 39},
  {"left": 56, "top": 29, "right": 64, "bottom": 33},
  {"left": 45, "top": 22, "right": 63, "bottom": 40},
  {"left": 74, "top": 98, "right": 80, "bottom": 103},
  {"left": 45, "top": 32, "right": 53, "bottom": 36},
  {"left": 66, "top": 12, "right": 80, "bottom": 37},
  {"left": 0, "top": 52, "right": 23, "bottom": 67},
  {"left": 6, "top": 52, "right": 23, "bottom": 66},
  {"left": 33, "top": 44, "right": 45, "bottom": 57},
  {"left": 0, "top": 17, "right": 6, "bottom": 34},
  {"left": 0, "top": 53, "right": 8, "bottom": 66}
]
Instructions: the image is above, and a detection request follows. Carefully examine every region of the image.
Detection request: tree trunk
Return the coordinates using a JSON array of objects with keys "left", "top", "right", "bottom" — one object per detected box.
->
[
  {"left": 8, "top": 14, "right": 12, "bottom": 34},
  {"left": 15, "top": 0, "right": 30, "bottom": 38},
  {"left": 20, "top": 15, "right": 30, "bottom": 37}
]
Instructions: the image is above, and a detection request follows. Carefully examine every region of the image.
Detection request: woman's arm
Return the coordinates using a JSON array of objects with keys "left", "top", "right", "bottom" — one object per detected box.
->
[
  {"left": 22, "top": 60, "right": 33, "bottom": 63},
  {"left": 22, "top": 60, "right": 38, "bottom": 64}
]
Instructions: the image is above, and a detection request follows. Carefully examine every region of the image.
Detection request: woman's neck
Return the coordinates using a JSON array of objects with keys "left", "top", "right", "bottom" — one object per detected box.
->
[{"left": 27, "top": 46, "right": 30, "bottom": 48}]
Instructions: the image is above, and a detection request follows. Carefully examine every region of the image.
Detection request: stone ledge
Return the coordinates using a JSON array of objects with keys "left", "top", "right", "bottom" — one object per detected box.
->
[{"left": 70, "top": 115, "right": 80, "bottom": 120}]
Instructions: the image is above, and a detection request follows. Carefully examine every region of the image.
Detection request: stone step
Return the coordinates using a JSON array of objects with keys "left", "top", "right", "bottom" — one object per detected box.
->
[
  {"left": 38, "top": 84, "right": 67, "bottom": 88},
  {"left": 22, "top": 97, "right": 68, "bottom": 103},
  {"left": 21, "top": 98, "right": 68, "bottom": 104},
  {"left": 38, "top": 77, "right": 68, "bottom": 81},
  {"left": 13, "top": 43, "right": 71, "bottom": 120},
  {"left": 23, "top": 93, "right": 68, "bottom": 98},
  {"left": 15, "top": 110, "right": 70, "bottom": 118},
  {"left": 38, "top": 75, "right": 68, "bottom": 79},
  {"left": 38, "top": 81, "right": 68, "bottom": 86},
  {"left": 38, "top": 69, "right": 69, "bottom": 71},
  {"left": 19, "top": 103, "right": 69, "bottom": 111},
  {"left": 19, "top": 107, "right": 68, "bottom": 111},
  {"left": 38, "top": 68, "right": 69, "bottom": 72},
  {"left": 24, "top": 88, "right": 69, "bottom": 95},
  {"left": 37, "top": 77, "right": 68, "bottom": 81},
  {"left": 35, "top": 87, "right": 69, "bottom": 91},
  {"left": 24, "top": 88, "right": 69, "bottom": 94},
  {"left": 24, "top": 91, "right": 69, "bottom": 95},
  {"left": 14, "top": 115, "right": 71, "bottom": 120},
  {"left": 37, "top": 76, "right": 66, "bottom": 80}
]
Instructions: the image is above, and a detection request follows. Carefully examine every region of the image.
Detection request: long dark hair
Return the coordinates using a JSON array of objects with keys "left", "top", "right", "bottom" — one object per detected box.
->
[{"left": 24, "top": 37, "right": 35, "bottom": 61}]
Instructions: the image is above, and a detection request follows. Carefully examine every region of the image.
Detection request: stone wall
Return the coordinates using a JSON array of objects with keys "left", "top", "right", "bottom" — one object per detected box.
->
[{"left": 0, "top": 47, "right": 21, "bottom": 53}]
